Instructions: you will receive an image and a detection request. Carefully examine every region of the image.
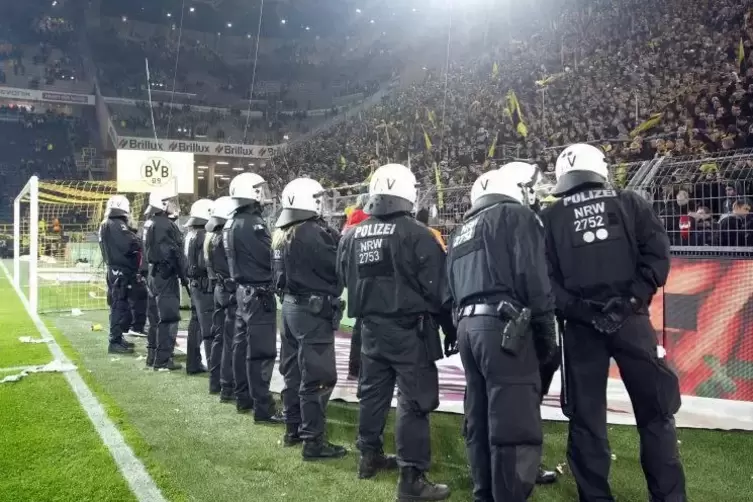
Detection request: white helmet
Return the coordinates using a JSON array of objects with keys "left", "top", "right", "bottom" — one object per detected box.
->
[
  {"left": 366, "top": 163, "right": 417, "bottom": 215},
  {"left": 105, "top": 195, "right": 130, "bottom": 217},
  {"left": 553, "top": 143, "right": 609, "bottom": 196},
  {"left": 186, "top": 198, "right": 213, "bottom": 227},
  {"left": 229, "top": 172, "right": 272, "bottom": 204},
  {"left": 147, "top": 187, "right": 180, "bottom": 217},
  {"left": 470, "top": 169, "right": 529, "bottom": 205},
  {"left": 275, "top": 178, "right": 324, "bottom": 228},
  {"left": 210, "top": 196, "right": 237, "bottom": 220},
  {"left": 497, "top": 162, "right": 542, "bottom": 206}
]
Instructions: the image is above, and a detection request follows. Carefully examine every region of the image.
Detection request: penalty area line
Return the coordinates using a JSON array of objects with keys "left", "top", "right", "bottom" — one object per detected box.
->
[{"left": 0, "top": 261, "right": 166, "bottom": 502}]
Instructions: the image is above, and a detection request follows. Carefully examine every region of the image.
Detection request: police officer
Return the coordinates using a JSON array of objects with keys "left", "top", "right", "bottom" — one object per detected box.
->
[
  {"left": 541, "top": 143, "right": 686, "bottom": 502},
  {"left": 273, "top": 177, "right": 347, "bottom": 460},
  {"left": 207, "top": 196, "right": 238, "bottom": 401},
  {"left": 445, "top": 167, "right": 557, "bottom": 502},
  {"left": 225, "top": 172, "right": 282, "bottom": 421},
  {"left": 143, "top": 188, "right": 187, "bottom": 371},
  {"left": 142, "top": 219, "right": 160, "bottom": 367},
  {"left": 98, "top": 195, "right": 139, "bottom": 354},
  {"left": 126, "top": 220, "right": 148, "bottom": 338},
  {"left": 498, "top": 162, "right": 560, "bottom": 487},
  {"left": 184, "top": 199, "right": 214, "bottom": 375},
  {"left": 337, "top": 163, "right": 449, "bottom": 501}
]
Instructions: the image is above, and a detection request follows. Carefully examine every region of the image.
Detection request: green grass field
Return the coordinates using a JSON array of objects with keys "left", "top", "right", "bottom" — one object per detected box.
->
[{"left": 3, "top": 269, "right": 753, "bottom": 501}]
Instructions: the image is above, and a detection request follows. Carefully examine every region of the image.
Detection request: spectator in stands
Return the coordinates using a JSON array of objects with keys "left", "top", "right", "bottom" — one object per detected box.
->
[{"left": 342, "top": 193, "right": 369, "bottom": 231}]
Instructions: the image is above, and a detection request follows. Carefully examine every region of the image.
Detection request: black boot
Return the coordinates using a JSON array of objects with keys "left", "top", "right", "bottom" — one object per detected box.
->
[
  {"left": 396, "top": 467, "right": 450, "bottom": 501},
  {"left": 236, "top": 398, "right": 254, "bottom": 414},
  {"left": 122, "top": 340, "right": 136, "bottom": 348},
  {"left": 186, "top": 364, "right": 208, "bottom": 375},
  {"left": 302, "top": 438, "right": 347, "bottom": 461},
  {"left": 358, "top": 450, "right": 398, "bottom": 479},
  {"left": 536, "top": 465, "right": 558, "bottom": 485},
  {"left": 154, "top": 359, "right": 183, "bottom": 371},
  {"left": 219, "top": 389, "right": 235, "bottom": 403},
  {"left": 145, "top": 349, "right": 155, "bottom": 367},
  {"left": 283, "top": 423, "right": 302, "bottom": 447},
  {"left": 108, "top": 341, "right": 134, "bottom": 354},
  {"left": 254, "top": 409, "right": 285, "bottom": 425}
]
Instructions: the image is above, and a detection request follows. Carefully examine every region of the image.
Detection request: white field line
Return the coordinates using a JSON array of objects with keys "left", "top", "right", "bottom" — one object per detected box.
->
[{"left": 0, "top": 262, "right": 167, "bottom": 502}]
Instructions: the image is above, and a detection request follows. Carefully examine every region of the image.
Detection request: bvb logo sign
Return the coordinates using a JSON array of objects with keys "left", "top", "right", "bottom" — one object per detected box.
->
[{"left": 140, "top": 157, "right": 174, "bottom": 187}]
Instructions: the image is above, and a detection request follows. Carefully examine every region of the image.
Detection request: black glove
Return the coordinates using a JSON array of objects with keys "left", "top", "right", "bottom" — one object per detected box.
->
[
  {"left": 564, "top": 298, "right": 600, "bottom": 326},
  {"left": 532, "top": 315, "right": 557, "bottom": 366},
  {"left": 443, "top": 330, "right": 458, "bottom": 357},
  {"left": 591, "top": 297, "right": 635, "bottom": 335},
  {"left": 180, "top": 276, "right": 189, "bottom": 289}
]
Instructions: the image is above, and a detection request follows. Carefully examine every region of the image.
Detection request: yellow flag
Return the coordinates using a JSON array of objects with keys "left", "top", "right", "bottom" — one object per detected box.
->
[
  {"left": 433, "top": 162, "right": 444, "bottom": 209},
  {"left": 423, "top": 127, "right": 433, "bottom": 151},
  {"left": 492, "top": 62, "right": 499, "bottom": 79},
  {"left": 427, "top": 109, "right": 436, "bottom": 127},
  {"left": 630, "top": 113, "right": 663, "bottom": 137},
  {"left": 487, "top": 134, "right": 498, "bottom": 159},
  {"left": 738, "top": 38, "right": 745, "bottom": 69}
]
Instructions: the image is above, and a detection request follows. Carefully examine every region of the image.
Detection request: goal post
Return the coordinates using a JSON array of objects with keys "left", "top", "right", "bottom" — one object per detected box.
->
[
  {"left": 13, "top": 176, "right": 148, "bottom": 315},
  {"left": 13, "top": 175, "right": 39, "bottom": 313}
]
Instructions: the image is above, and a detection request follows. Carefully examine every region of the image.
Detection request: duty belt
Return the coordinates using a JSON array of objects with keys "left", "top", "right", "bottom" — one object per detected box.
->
[
  {"left": 457, "top": 303, "right": 499, "bottom": 320},
  {"left": 283, "top": 293, "right": 333, "bottom": 304}
]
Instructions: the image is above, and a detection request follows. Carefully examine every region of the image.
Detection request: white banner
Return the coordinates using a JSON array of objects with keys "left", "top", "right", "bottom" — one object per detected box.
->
[
  {"left": 0, "top": 86, "right": 95, "bottom": 105},
  {"left": 116, "top": 150, "right": 195, "bottom": 194},
  {"left": 174, "top": 331, "right": 753, "bottom": 431},
  {"left": 116, "top": 136, "right": 277, "bottom": 159}
]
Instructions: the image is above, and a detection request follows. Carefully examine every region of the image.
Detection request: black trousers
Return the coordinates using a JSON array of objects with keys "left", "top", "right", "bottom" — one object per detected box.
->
[
  {"left": 209, "top": 283, "right": 235, "bottom": 393},
  {"left": 348, "top": 318, "right": 362, "bottom": 377},
  {"left": 147, "top": 274, "right": 180, "bottom": 367},
  {"left": 356, "top": 316, "right": 439, "bottom": 471},
  {"left": 106, "top": 269, "right": 133, "bottom": 345},
  {"left": 234, "top": 286, "right": 277, "bottom": 417},
  {"left": 279, "top": 300, "right": 338, "bottom": 441},
  {"left": 561, "top": 315, "right": 686, "bottom": 502},
  {"left": 187, "top": 281, "right": 213, "bottom": 372},
  {"left": 128, "top": 278, "right": 148, "bottom": 332},
  {"left": 458, "top": 315, "right": 542, "bottom": 502}
]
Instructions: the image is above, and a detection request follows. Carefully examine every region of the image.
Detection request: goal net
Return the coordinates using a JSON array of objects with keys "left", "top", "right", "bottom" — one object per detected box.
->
[{"left": 12, "top": 176, "right": 147, "bottom": 314}]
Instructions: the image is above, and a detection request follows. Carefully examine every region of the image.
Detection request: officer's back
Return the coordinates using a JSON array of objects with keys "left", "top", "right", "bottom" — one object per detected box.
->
[
  {"left": 145, "top": 212, "right": 181, "bottom": 266},
  {"left": 541, "top": 154, "right": 668, "bottom": 309},
  {"left": 225, "top": 204, "right": 271, "bottom": 286},
  {"left": 279, "top": 218, "right": 340, "bottom": 297},
  {"left": 340, "top": 212, "right": 443, "bottom": 321}
]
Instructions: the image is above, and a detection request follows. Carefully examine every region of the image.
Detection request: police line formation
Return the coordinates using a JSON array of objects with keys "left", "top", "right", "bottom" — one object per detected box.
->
[{"left": 98, "top": 142, "right": 687, "bottom": 502}]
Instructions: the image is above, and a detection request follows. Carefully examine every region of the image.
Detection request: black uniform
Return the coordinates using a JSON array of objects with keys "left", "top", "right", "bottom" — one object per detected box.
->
[
  {"left": 445, "top": 194, "right": 556, "bottom": 502},
  {"left": 185, "top": 224, "right": 213, "bottom": 374},
  {"left": 127, "top": 224, "right": 148, "bottom": 334},
  {"left": 540, "top": 187, "right": 686, "bottom": 502},
  {"left": 275, "top": 216, "right": 345, "bottom": 455},
  {"left": 337, "top": 196, "right": 449, "bottom": 500},
  {"left": 144, "top": 212, "right": 187, "bottom": 369},
  {"left": 142, "top": 224, "right": 160, "bottom": 366},
  {"left": 98, "top": 213, "right": 141, "bottom": 349},
  {"left": 207, "top": 217, "right": 236, "bottom": 399},
  {"left": 224, "top": 202, "right": 279, "bottom": 418}
]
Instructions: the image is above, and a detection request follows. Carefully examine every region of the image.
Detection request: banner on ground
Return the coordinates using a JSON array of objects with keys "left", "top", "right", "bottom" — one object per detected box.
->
[
  {"left": 0, "top": 86, "right": 95, "bottom": 106},
  {"left": 116, "top": 136, "right": 277, "bottom": 159},
  {"left": 173, "top": 255, "right": 753, "bottom": 431},
  {"left": 116, "top": 150, "right": 194, "bottom": 194}
]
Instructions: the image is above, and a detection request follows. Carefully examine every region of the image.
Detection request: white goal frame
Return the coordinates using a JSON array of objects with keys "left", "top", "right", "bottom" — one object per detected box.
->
[{"left": 13, "top": 175, "right": 40, "bottom": 314}]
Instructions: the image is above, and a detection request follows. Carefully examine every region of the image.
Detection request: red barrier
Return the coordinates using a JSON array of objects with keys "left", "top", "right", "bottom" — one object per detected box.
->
[{"left": 640, "top": 257, "right": 753, "bottom": 401}]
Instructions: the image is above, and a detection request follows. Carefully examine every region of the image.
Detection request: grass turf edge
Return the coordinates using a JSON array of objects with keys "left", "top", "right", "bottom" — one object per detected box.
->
[{"left": 39, "top": 316, "right": 189, "bottom": 502}]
